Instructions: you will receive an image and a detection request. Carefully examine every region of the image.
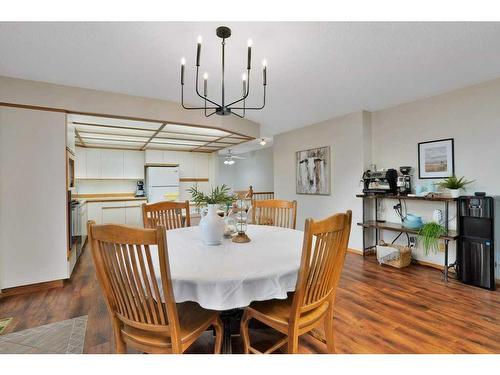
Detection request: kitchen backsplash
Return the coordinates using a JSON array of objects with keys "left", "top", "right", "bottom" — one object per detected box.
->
[{"left": 75, "top": 180, "right": 138, "bottom": 195}]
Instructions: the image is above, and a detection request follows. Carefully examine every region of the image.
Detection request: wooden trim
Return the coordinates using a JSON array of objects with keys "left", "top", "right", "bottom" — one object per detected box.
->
[
  {"left": 75, "top": 129, "right": 86, "bottom": 147},
  {"left": 179, "top": 178, "right": 209, "bottom": 182},
  {"left": 0, "top": 279, "right": 65, "bottom": 298},
  {"left": 0, "top": 102, "right": 255, "bottom": 140},
  {"left": 75, "top": 177, "right": 143, "bottom": 181},
  {"left": 144, "top": 163, "right": 179, "bottom": 167},
  {"left": 347, "top": 248, "right": 363, "bottom": 255},
  {"left": 77, "top": 145, "right": 214, "bottom": 153},
  {"left": 75, "top": 193, "right": 137, "bottom": 198}
]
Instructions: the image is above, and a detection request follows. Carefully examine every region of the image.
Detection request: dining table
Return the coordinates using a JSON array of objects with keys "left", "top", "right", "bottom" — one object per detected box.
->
[{"left": 152, "top": 224, "right": 304, "bottom": 353}]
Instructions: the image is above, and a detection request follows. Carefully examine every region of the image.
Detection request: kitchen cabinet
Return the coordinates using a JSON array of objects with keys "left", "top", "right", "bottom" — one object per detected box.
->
[
  {"left": 75, "top": 147, "right": 86, "bottom": 178},
  {"left": 86, "top": 200, "right": 146, "bottom": 227},
  {"left": 144, "top": 150, "right": 210, "bottom": 179},
  {"left": 86, "top": 148, "right": 102, "bottom": 178},
  {"left": 87, "top": 202, "right": 102, "bottom": 225},
  {"left": 145, "top": 150, "right": 164, "bottom": 164},
  {"left": 102, "top": 201, "right": 126, "bottom": 224},
  {"left": 125, "top": 200, "right": 145, "bottom": 227},
  {"left": 124, "top": 150, "right": 145, "bottom": 179},
  {"left": 193, "top": 153, "right": 210, "bottom": 178},
  {"left": 100, "top": 149, "right": 124, "bottom": 179}
]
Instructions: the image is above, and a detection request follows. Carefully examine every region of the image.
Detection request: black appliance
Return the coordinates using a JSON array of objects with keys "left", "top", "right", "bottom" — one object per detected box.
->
[
  {"left": 397, "top": 166, "right": 412, "bottom": 195},
  {"left": 362, "top": 168, "right": 398, "bottom": 195},
  {"left": 136, "top": 180, "right": 145, "bottom": 198},
  {"left": 457, "top": 196, "right": 498, "bottom": 290}
]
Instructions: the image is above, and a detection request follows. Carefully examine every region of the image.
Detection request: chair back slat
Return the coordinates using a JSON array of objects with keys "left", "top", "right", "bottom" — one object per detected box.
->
[
  {"left": 142, "top": 201, "right": 190, "bottom": 230},
  {"left": 252, "top": 191, "right": 274, "bottom": 201},
  {"left": 292, "top": 211, "right": 352, "bottom": 315},
  {"left": 88, "top": 222, "right": 179, "bottom": 337},
  {"left": 251, "top": 199, "right": 297, "bottom": 229}
]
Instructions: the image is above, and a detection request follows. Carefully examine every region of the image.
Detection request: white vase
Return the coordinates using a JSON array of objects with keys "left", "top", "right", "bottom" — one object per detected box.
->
[
  {"left": 448, "top": 188, "right": 461, "bottom": 198},
  {"left": 199, "top": 204, "right": 225, "bottom": 245}
]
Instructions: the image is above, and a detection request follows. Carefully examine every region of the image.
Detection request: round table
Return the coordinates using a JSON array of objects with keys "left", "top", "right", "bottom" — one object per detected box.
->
[{"left": 153, "top": 224, "right": 304, "bottom": 353}]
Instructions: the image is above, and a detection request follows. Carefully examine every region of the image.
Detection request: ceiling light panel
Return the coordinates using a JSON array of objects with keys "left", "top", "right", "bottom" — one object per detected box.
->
[
  {"left": 163, "top": 124, "right": 230, "bottom": 137},
  {"left": 75, "top": 124, "right": 155, "bottom": 137},
  {"left": 69, "top": 114, "right": 162, "bottom": 130}
]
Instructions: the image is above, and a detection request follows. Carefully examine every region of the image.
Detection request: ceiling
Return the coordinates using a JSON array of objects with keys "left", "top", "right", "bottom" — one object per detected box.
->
[
  {"left": 69, "top": 114, "right": 252, "bottom": 152},
  {"left": 2, "top": 22, "right": 500, "bottom": 136}
]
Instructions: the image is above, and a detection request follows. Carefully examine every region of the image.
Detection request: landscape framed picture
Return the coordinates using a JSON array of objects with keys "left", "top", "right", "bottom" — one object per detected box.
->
[
  {"left": 418, "top": 138, "right": 454, "bottom": 179},
  {"left": 296, "top": 146, "right": 331, "bottom": 195}
]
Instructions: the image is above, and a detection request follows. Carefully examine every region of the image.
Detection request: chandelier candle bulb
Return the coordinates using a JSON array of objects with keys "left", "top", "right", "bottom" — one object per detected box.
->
[
  {"left": 180, "top": 58, "right": 186, "bottom": 85},
  {"left": 203, "top": 72, "right": 208, "bottom": 97},
  {"left": 196, "top": 36, "right": 202, "bottom": 66},
  {"left": 263, "top": 66, "right": 267, "bottom": 86},
  {"left": 247, "top": 39, "right": 252, "bottom": 70}
]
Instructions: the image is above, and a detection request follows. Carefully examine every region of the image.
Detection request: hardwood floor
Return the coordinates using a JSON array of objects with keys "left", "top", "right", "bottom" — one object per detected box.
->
[{"left": 1, "top": 244, "right": 499, "bottom": 354}]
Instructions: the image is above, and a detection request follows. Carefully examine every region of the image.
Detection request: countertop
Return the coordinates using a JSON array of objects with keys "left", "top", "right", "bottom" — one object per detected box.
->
[{"left": 75, "top": 195, "right": 148, "bottom": 204}]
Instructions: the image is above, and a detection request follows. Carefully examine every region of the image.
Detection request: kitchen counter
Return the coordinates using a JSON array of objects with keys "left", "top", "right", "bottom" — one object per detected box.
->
[{"left": 75, "top": 195, "right": 148, "bottom": 204}]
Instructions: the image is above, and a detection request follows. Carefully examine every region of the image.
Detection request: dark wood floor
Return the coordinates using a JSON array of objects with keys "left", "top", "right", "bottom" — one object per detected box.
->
[{"left": 1, "top": 245, "right": 499, "bottom": 354}]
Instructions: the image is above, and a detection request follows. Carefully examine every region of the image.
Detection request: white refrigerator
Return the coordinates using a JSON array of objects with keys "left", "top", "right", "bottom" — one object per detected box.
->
[{"left": 146, "top": 167, "right": 180, "bottom": 203}]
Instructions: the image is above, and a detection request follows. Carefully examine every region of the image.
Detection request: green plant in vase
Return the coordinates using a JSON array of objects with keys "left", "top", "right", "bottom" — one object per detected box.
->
[
  {"left": 418, "top": 222, "right": 447, "bottom": 255},
  {"left": 188, "top": 184, "right": 235, "bottom": 207},
  {"left": 188, "top": 184, "right": 236, "bottom": 246},
  {"left": 437, "top": 175, "right": 474, "bottom": 198}
]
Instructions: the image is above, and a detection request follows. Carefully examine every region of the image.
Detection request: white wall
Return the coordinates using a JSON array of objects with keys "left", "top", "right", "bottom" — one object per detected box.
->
[
  {"left": 215, "top": 147, "right": 274, "bottom": 192},
  {"left": 272, "top": 78, "right": 500, "bottom": 270},
  {"left": 273, "top": 112, "right": 368, "bottom": 250},
  {"left": 0, "top": 107, "right": 68, "bottom": 289}
]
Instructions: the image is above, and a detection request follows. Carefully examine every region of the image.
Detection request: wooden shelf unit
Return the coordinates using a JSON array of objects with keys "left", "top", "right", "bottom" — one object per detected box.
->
[{"left": 357, "top": 193, "right": 459, "bottom": 281}]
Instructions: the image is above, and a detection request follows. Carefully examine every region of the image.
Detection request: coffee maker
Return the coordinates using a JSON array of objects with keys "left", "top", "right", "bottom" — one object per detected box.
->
[
  {"left": 397, "top": 166, "right": 412, "bottom": 195},
  {"left": 135, "top": 180, "right": 145, "bottom": 198}
]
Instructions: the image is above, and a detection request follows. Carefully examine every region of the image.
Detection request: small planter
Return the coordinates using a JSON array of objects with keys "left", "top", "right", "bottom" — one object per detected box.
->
[{"left": 448, "top": 188, "right": 461, "bottom": 198}]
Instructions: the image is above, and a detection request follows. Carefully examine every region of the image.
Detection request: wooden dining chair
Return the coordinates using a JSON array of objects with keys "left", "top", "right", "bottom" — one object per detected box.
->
[
  {"left": 87, "top": 221, "right": 223, "bottom": 354},
  {"left": 251, "top": 199, "right": 298, "bottom": 229},
  {"left": 240, "top": 210, "right": 352, "bottom": 354},
  {"left": 142, "top": 200, "right": 190, "bottom": 229}
]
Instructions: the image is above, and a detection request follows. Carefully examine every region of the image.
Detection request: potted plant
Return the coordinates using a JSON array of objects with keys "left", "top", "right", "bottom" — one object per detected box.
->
[
  {"left": 437, "top": 175, "right": 474, "bottom": 198},
  {"left": 418, "top": 222, "right": 447, "bottom": 255},
  {"left": 188, "top": 184, "right": 235, "bottom": 245}
]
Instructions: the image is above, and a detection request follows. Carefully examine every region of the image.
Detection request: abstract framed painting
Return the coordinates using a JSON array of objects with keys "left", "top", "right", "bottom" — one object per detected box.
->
[
  {"left": 418, "top": 138, "right": 454, "bottom": 179},
  {"left": 296, "top": 146, "right": 331, "bottom": 195}
]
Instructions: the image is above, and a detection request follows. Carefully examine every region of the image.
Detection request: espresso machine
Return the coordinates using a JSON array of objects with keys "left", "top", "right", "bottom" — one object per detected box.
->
[
  {"left": 135, "top": 180, "right": 146, "bottom": 198},
  {"left": 362, "top": 168, "right": 398, "bottom": 195},
  {"left": 397, "top": 166, "right": 412, "bottom": 195}
]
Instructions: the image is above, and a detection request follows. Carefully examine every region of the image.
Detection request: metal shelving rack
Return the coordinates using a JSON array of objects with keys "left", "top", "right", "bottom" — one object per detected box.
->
[{"left": 357, "top": 194, "right": 459, "bottom": 281}]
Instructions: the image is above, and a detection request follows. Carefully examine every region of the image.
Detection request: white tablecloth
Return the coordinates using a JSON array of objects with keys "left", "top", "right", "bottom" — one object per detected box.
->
[{"left": 151, "top": 225, "right": 304, "bottom": 311}]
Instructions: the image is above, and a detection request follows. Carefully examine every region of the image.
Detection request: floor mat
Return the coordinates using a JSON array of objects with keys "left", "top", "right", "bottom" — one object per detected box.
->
[{"left": 0, "top": 315, "right": 87, "bottom": 354}]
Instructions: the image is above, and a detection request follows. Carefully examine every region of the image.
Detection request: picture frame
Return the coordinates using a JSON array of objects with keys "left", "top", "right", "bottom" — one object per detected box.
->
[
  {"left": 296, "top": 146, "right": 331, "bottom": 195},
  {"left": 418, "top": 138, "right": 454, "bottom": 179}
]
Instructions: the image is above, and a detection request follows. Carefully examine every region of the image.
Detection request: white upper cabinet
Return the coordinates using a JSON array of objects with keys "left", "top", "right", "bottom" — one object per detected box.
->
[
  {"left": 75, "top": 147, "right": 86, "bottom": 178},
  {"left": 76, "top": 147, "right": 145, "bottom": 179},
  {"left": 86, "top": 148, "right": 102, "bottom": 178},
  {"left": 100, "top": 149, "right": 124, "bottom": 179},
  {"left": 124, "top": 150, "right": 145, "bottom": 179},
  {"left": 145, "top": 150, "right": 163, "bottom": 164},
  {"left": 193, "top": 153, "right": 210, "bottom": 178}
]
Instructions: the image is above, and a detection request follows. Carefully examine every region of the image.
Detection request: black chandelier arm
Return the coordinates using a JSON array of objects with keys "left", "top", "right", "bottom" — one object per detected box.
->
[
  {"left": 231, "top": 110, "right": 245, "bottom": 119},
  {"left": 225, "top": 68, "right": 251, "bottom": 108},
  {"left": 229, "top": 84, "right": 266, "bottom": 110},
  {"left": 205, "top": 110, "right": 218, "bottom": 117},
  {"left": 181, "top": 85, "right": 218, "bottom": 110},
  {"left": 195, "top": 67, "right": 220, "bottom": 107}
]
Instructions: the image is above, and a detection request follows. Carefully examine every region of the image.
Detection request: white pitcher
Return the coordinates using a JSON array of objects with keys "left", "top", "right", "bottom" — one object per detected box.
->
[{"left": 199, "top": 204, "right": 225, "bottom": 245}]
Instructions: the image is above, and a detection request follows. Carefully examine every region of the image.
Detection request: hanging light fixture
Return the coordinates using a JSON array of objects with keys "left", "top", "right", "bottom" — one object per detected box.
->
[
  {"left": 259, "top": 138, "right": 267, "bottom": 146},
  {"left": 180, "top": 26, "right": 267, "bottom": 118}
]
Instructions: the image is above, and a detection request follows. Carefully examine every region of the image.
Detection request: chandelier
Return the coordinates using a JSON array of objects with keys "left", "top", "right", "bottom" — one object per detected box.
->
[{"left": 180, "top": 26, "right": 267, "bottom": 118}]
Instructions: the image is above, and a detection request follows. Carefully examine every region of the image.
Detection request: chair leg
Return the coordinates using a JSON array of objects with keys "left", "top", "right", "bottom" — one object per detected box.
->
[
  {"left": 213, "top": 315, "right": 223, "bottom": 354},
  {"left": 111, "top": 316, "right": 126, "bottom": 354},
  {"left": 240, "top": 310, "right": 251, "bottom": 354},
  {"left": 287, "top": 331, "right": 299, "bottom": 354},
  {"left": 324, "top": 309, "right": 336, "bottom": 354}
]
